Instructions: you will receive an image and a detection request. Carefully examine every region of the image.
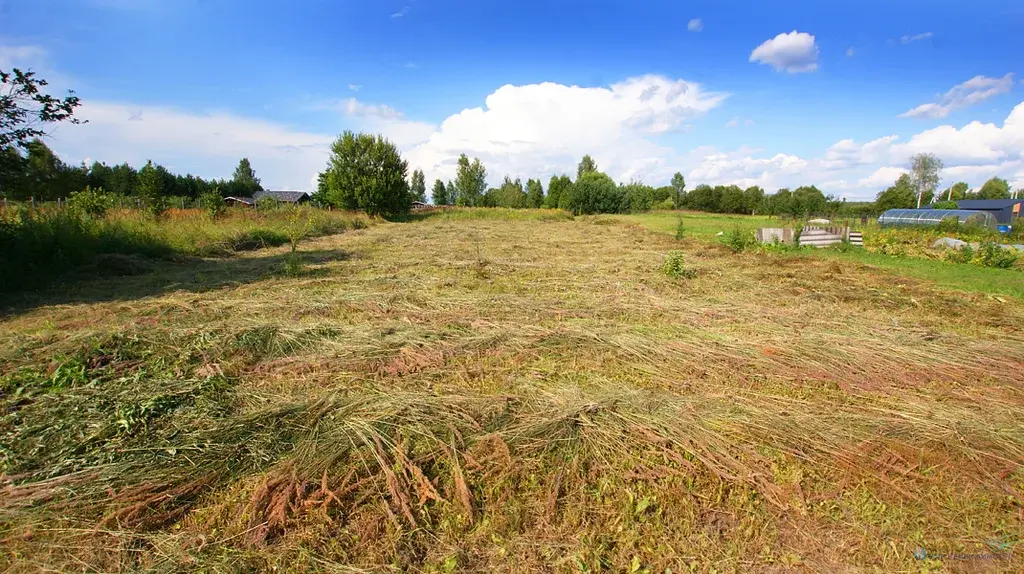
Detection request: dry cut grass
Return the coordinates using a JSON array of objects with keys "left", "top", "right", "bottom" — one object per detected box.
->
[{"left": 1, "top": 210, "right": 1023, "bottom": 572}]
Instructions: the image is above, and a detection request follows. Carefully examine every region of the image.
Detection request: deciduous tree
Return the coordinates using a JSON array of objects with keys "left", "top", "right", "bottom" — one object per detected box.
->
[
  {"left": 577, "top": 155, "right": 598, "bottom": 179},
  {"left": 670, "top": 172, "right": 686, "bottom": 209},
  {"left": 317, "top": 131, "right": 411, "bottom": 218},
  {"left": 1, "top": 68, "right": 84, "bottom": 151},
  {"left": 943, "top": 181, "right": 969, "bottom": 201},
  {"left": 874, "top": 173, "right": 916, "bottom": 211},
  {"left": 909, "top": 153, "right": 943, "bottom": 208},
  {"left": 976, "top": 177, "right": 1010, "bottom": 199},
  {"left": 410, "top": 169, "right": 427, "bottom": 203},
  {"left": 455, "top": 154, "right": 487, "bottom": 207}
]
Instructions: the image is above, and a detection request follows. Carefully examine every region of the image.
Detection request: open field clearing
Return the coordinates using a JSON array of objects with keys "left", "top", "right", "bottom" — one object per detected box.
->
[
  {"left": 2, "top": 210, "right": 1024, "bottom": 572},
  {"left": 619, "top": 211, "right": 1024, "bottom": 300}
]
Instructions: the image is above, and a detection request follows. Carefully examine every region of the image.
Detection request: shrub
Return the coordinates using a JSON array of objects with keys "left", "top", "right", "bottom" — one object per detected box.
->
[
  {"left": 931, "top": 200, "right": 959, "bottom": 210},
  {"left": 945, "top": 244, "right": 974, "bottom": 265},
  {"left": 722, "top": 226, "right": 756, "bottom": 253},
  {"left": 976, "top": 242, "right": 1019, "bottom": 269},
  {"left": 935, "top": 216, "right": 960, "bottom": 234},
  {"left": 654, "top": 198, "right": 675, "bottom": 210},
  {"left": 661, "top": 251, "right": 695, "bottom": 279},
  {"left": 567, "top": 172, "right": 625, "bottom": 215},
  {"left": 201, "top": 190, "right": 226, "bottom": 220},
  {"left": 256, "top": 196, "right": 279, "bottom": 211},
  {"left": 147, "top": 196, "right": 170, "bottom": 220},
  {"left": 67, "top": 186, "right": 113, "bottom": 218},
  {"left": 674, "top": 216, "right": 685, "bottom": 240}
]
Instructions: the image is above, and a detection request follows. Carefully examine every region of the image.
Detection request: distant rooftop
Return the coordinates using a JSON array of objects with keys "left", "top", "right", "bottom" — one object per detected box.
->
[
  {"left": 254, "top": 190, "right": 311, "bottom": 203},
  {"left": 952, "top": 199, "right": 1023, "bottom": 209}
]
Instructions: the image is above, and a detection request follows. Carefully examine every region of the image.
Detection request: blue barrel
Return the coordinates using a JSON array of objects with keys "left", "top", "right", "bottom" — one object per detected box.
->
[{"left": 997, "top": 225, "right": 1011, "bottom": 233}]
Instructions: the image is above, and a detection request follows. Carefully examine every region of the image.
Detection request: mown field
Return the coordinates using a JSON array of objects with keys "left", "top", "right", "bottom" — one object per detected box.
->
[{"left": 2, "top": 209, "right": 1023, "bottom": 572}]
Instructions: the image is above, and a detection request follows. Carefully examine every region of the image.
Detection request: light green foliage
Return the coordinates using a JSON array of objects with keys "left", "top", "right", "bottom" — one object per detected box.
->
[
  {"left": 874, "top": 173, "right": 916, "bottom": 212},
  {"left": 660, "top": 250, "right": 695, "bottom": 278},
  {"left": 526, "top": 178, "right": 544, "bottom": 208},
  {"left": 317, "top": 131, "right": 410, "bottom": 218},
  {"left": 455, "top": 154, "right": 487, "bottom": 207},
  {"left": 201, "top": 189, "right": 226, "bottom": 219},
  {"left": 577, "top": 154, "right": 598, "bottom": 179},
  {"left": 231, "top": 157, "right": 262, "bottom": 196},
  {"left": 621, "top": 181, "right": 656, "bottom": 213},
  {"left": 942, "top": 181, "right": 969, "bottom": 201},
  {"left": 410, "top": 169, "right": 427, "bottom": 203},
  {"left": 485, "top": 176, "right": 527, "bottom": 208},
  {"left": 670, "top": 172, "right": 686, "bottom": 208},
  {"left": 137, "top": 160, "right": 164, "bottom": 202},
  {"left": 945, "top": 244, "right": 975, "bottom": 264},
  {"left": 545, "top": 175, "right": 572, "bottom": 209},
  {"left": 931, "top": 200, "right": 958, "bottom": 210},
  {"left": 722, "top": 226, "right": 756, "bottom": 252},
  {"left": 68, "top": 185, "right": 113, "bottom": 218},
  {"left": 975, "top": 177, "right": 1010, "bottom": 199},
  {"left": 976, "top": 242, "right": 1019, "bottom": 269},
  {"left": 944, "top": 243, "right": 1019, "bottom": 269}
]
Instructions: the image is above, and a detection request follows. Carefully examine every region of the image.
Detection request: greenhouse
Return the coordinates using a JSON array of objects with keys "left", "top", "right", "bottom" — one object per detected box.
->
[{"left": 877, "top": 208, "right": 997, "bottom": 228}]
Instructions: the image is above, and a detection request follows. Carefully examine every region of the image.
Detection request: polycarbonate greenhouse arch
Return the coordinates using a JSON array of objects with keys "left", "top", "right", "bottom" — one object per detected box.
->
[{"left": 877, "top": 209, "right": 997, "bottom": 228}]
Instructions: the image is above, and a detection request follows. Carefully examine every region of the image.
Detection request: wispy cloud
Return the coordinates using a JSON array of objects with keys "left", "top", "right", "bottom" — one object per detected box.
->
[
  {"left": 348, "top": 84, "right": 362, "bottom": 92},
  {"left": 687, "top": 19, "right": 703, "bottom": 32},
  {"left": 846, "top": 47, "right": 855, "bottom": 57},
  {"left": 391, "top": 6, "right": 409, "bottom": 18},
  {"left": 901, "top": 32, "right": 933, "bottom": 44},
  {"left": 725, "top": 117, "right": 754, "bottom": 128},
  {"left": 900, "top": 73, "right": 1015, "bottom": 119}
]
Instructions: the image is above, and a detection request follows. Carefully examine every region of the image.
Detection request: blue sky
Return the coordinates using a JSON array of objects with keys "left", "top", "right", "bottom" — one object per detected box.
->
[{"left": 2, "top": 0, "right": 1023, "bottom": 198}]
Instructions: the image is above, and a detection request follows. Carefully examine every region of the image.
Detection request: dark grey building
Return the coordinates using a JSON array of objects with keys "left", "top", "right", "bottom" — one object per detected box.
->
[
  {"left": 929, "top": 199, "right": 1024, "bottom": 225},
  {"left": 254, "top": 190, "right": 311, "bottom": 204}
]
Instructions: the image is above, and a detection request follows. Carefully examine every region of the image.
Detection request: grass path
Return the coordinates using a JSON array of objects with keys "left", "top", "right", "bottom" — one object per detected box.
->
[{"left": 2, "top": 213, "right": 1023, "bottom": 572}]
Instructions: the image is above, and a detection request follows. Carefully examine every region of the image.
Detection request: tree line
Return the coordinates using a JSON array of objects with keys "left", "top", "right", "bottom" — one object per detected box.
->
[
  {"left": 3, "top": 69, "right": 1019, "bottom": 220},
  {"left": 0, "top": 139, "right": 263, "bottom": 202}
]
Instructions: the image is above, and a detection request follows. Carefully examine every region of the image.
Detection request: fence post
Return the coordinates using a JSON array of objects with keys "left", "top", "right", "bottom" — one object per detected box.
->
[
  {"left": 31, "top": 196, "right": 35, "bottom": 209},
  {"left": 119, "top": 198, "right": 123, "bottom": 209},
  {"left": 181, "top": 198, "right": 185, "bottom": 209}
]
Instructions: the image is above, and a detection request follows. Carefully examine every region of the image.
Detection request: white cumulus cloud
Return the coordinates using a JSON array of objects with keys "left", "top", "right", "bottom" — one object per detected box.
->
[
  {"left": 687, "top": 19, "right": 703, "bottom": 32},
  {"left": 749, "top": 31, "right": 819, "bottom": 73},
  {"left": 402, "top": 75, "right": 728, "bottom": 185},
  {"left": 900, "top": 73, "right": 1015, "bottom": 119},
  {"left": 52, "top": 102, "right": 335, "bottom": 190}
]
